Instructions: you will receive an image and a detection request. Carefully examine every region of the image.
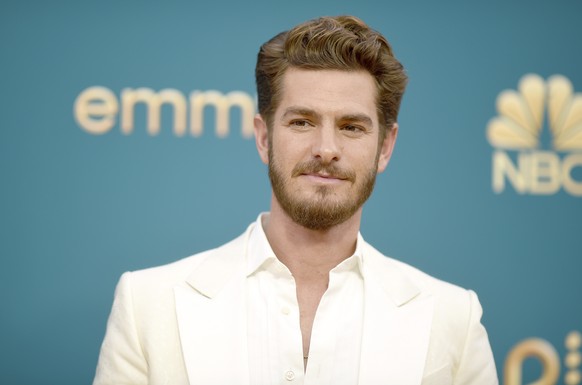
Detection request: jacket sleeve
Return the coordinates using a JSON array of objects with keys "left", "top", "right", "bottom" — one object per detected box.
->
[
  {"left": 93, "top": 272, "right": 148, "bottom": 385},
  {"left": 454, "top": 290, "right": 499, "bottom": 385}
]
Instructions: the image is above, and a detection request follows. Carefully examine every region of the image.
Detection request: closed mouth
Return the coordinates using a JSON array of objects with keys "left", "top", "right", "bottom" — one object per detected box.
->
[{"left": 304, "top": 172, "right": 346, "bottom": 180}]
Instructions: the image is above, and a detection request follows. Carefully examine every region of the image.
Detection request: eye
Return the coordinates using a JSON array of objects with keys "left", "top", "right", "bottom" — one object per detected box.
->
[
  {"left": 289, "top": 119, "right": 312, "bottom": 128},
  {"left": 341, "top": 124, "right": 365, "bottom": 133}
]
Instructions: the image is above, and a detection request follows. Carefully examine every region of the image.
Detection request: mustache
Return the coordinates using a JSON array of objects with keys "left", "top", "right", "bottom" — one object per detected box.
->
[{"left": 291, "top": 159, "right": 356, "bottom": 182}]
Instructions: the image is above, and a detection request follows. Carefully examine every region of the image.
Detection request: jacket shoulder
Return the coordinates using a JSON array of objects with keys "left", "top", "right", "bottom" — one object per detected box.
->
[
  {"left": 364, "top": 241, "right": 472, "bottom": 300},
  {"left": 126, "top": 229, "right": 249, "bottom": 291}
]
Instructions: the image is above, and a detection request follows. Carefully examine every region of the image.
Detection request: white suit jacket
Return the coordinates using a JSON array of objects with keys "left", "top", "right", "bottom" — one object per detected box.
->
[{"left": 93, "top": 223, "right": 498, "bottom": 385}]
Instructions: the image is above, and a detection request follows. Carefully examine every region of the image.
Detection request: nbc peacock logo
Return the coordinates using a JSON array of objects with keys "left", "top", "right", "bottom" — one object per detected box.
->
[{"left": 486, "top": 74, "right": 582, "bottom": 196}]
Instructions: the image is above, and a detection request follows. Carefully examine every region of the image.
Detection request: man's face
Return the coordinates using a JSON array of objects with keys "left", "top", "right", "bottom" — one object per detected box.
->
[{"left": 255, "top": 68, "right": 397, "bottom": 230}]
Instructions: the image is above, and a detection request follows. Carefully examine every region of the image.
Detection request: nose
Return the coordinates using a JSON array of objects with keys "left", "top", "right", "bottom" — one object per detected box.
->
[{"left": 311, "top": 124, "right": 341, "bottom": 164}]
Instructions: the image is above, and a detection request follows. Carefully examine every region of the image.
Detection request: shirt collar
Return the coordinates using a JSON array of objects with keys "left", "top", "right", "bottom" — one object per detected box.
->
[
  {"left": 246, "top": 212, "right": 365, "bottom": 277},
  {"left": 246, "top": 213, "right": 279, "bottom": 276}
]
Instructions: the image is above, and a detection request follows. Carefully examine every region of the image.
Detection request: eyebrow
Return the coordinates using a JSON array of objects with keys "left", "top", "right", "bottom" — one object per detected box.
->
[
  {"left": 340, "top": 114, "right": 373, "bottom": 127},
  {"left": 281, "top": 106, "right": 373, "bottom": 126},
  {"left": 281, "top": 107, "right": 321, "bottom": 121}
]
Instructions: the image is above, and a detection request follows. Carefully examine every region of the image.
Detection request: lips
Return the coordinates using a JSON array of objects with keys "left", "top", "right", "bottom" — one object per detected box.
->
[
  {"left": 292, "top": 160, "right": 355, "bottom": 182},
  {"left": 304, "top": 172, "right": 346, "bottom": 180}
]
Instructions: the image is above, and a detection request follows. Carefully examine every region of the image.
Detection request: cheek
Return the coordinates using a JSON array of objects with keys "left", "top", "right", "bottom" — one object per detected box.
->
[
  {"left": 272, "top": 139, "right": 304, "bottom": 164},
  {"left": 353, "top": 148, "right": 379, "bottom": 167}
]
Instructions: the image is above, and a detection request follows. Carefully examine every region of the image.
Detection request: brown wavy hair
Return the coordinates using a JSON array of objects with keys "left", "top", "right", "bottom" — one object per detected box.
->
[{"left": 255, "top": 15, "right": 408, "bottom": 136}]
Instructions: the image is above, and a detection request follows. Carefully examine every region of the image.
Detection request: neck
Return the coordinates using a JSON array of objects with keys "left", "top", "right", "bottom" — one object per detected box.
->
[{"left": 262, "top": 194, "right": 362, "bottom": 283}]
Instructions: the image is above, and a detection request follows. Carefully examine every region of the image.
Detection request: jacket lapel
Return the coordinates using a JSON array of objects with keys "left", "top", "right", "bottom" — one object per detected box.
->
[
  {"left": 174, "top": 231, "right": 251, "bottom": 385},
  {"left": 359, "top": 244, "right": 435, "bottom": 385}
]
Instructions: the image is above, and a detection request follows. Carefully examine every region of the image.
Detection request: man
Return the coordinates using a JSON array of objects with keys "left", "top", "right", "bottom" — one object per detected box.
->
[{"left": 93, "top": 15, "right": 498, "bottom": 385}]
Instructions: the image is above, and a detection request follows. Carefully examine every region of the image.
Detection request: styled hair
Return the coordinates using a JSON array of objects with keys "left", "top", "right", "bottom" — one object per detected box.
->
[{"left": 255, "top": 15, "right": 408, "bottom": 133}]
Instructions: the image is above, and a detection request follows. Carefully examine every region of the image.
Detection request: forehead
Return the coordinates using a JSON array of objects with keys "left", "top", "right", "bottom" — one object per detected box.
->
[{"left": 276, "top": 68, "right": 378, "bottom": 122}]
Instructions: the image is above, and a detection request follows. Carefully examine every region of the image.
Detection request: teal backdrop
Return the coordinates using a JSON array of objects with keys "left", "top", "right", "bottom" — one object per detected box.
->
[{"left": 1, "top": 1, "right": 581, "bottom": 384}]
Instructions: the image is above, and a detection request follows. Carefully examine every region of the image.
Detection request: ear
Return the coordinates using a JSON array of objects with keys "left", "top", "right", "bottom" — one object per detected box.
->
[
  {"left": 254, "top": 114, "right": 269, "bottom": 165},
  {"left": 377, "top": 123, "right": 398, "bottom": 173}
]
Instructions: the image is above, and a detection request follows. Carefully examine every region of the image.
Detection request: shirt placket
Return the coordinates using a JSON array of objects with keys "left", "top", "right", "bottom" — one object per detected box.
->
[{"left": 270, "top": 262, "right": 305, "bottom": 385}]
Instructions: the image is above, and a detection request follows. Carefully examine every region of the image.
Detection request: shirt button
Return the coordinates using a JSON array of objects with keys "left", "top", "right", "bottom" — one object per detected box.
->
[
  {"left": 281, "top": 306, "right": 290, "bottom": 315},
  {"left": 284, "top": 370, "right": 295, "bottom": 381}
]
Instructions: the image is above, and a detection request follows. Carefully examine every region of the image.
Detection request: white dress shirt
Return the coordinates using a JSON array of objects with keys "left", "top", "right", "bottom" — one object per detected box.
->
[{"left": 246, "top": 214, "right": 365, "bottom": 385}]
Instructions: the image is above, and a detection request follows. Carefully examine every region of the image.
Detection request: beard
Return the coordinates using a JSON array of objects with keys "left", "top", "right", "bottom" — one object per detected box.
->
[{"left": 268, "top": 152, "right": 378, "bottom": 231}]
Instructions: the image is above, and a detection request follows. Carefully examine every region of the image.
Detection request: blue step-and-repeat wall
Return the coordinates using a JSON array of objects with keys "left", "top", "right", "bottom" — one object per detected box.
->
[{"left": 1, "top": 1, "right": 581, "bottom": 384}]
